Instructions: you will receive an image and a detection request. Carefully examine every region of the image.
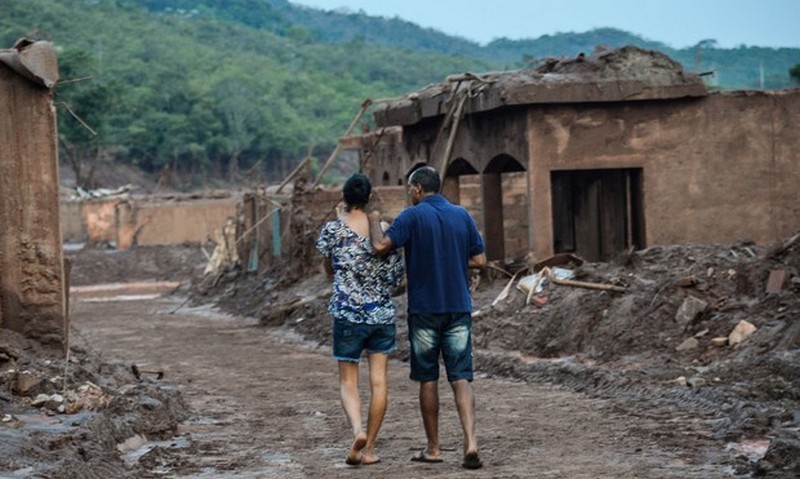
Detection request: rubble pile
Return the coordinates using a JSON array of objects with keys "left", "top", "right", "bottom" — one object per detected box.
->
[{"left": 0, "top": 328, "right": 188, "bottom": 477}]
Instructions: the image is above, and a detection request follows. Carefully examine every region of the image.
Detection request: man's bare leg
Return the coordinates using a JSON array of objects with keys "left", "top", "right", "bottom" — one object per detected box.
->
[
  {"left": 339, "top": 361, "right": 366, "bottom": 464},
  {"left": 451, "top": 379, "right": 481, "bottom": 468},
  {"left": 361, "top": 353, "right": 388, "bottom": 465},
  {"left": 418, "top": 380, "right": 442, "bottom": 460}
]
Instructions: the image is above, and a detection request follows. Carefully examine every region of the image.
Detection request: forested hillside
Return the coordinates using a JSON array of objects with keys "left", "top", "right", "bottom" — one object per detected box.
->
[{"left": 2, "top": 0, "right": 798, "bottom": 190}]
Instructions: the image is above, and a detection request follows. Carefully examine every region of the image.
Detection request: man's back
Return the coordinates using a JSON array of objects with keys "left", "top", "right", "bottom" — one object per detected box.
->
[{"left": 386, "top": 195, "right": 484, "bottom": 314}]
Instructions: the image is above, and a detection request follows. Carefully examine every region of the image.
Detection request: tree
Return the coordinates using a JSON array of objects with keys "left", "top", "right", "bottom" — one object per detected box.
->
[{"left": 790, "top": 64, "right": 800, "bottom": 85}]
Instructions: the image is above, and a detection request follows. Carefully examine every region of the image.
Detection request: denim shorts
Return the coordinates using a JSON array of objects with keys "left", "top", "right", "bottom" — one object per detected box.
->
[
  {"left": 407, "top": 313, "right": 473, "bottom": 383},
  {"left": 332, "top": 317, "right": 397, "bottom": 362}
]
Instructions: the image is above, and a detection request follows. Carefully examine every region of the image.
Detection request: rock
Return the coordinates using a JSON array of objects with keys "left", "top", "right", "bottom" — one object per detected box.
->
[
  {"left": 673, "top": 376, "right": 688, "bottom": 387},
  {"left": 687, "top": 376, "right": 706, "bottom": 388},
  {"left": 31, "top": 393, "right": 64, "bottom": 411},
  {"left": 675, "top": 296, "right": 708, "bottom": 328},
  {"left": 711, "top": 337, "right": 729, "bottom": 347},
  {"left": 694, "top": 328, "right": 710, "bottom": 338},
  {"left": 676, "top": 276, "right": 698, "bottom": 287},
  {"left": 13, "top": 371, "right": 43, "bottom": 396},
  {"left": 676, "top": 337, "right": 700, "bottom": 351},
  {"left": 729, "top": 320, "right": 757, "bottom": 346}
]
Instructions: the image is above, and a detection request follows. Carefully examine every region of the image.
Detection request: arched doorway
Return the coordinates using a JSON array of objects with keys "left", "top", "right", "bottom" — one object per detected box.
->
[
  {"left": 442, "top": 158, "right": 479, "bottom": 205},
  {"left": 482, "top": 155, "right": 527, "bottom": 261}
]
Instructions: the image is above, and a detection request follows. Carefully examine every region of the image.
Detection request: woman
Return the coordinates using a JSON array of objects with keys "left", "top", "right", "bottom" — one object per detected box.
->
[{"left": 315, "top": 173, "right": 404, "bottom": 466}]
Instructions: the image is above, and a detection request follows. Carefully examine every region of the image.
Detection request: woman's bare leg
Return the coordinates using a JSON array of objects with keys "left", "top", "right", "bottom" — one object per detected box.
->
[
  {"left": 362, "top": 353, "right": 388, "bottom": 465},
  {"left": 339, "top": 361, "right": 366, "bottom": 464}
]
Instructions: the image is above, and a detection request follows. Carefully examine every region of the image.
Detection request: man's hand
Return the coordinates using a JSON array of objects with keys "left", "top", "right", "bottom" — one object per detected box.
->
[
  {"left": 335, "top": 201, "right": 346, "bottom": 220},
  {"left": 468, "top": 253, "right": 487, "bottom": 269}
]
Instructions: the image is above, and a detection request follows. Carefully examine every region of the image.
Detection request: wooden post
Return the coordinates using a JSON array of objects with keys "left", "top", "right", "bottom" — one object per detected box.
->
[{"left": 312, "top": 98, "right": 373, "bottom": 188}]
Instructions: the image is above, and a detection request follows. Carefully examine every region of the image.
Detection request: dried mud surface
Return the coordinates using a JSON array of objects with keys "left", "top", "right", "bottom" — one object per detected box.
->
[{"left": 1, "top": 237, "right": 798, "bottom": 478}]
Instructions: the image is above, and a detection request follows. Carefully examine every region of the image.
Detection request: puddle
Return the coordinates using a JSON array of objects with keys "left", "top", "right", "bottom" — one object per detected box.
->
[
  {"left": 70, "top": 281, "right": 182, "bottom": 302},
  {"left": 78, "top": 293, "right": 165, "bottom": 302}
]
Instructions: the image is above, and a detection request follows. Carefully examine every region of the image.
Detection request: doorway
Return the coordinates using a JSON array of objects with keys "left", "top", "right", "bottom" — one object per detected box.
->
[{"left": 551, "top": 168, "right": 645, "bottom": 261}]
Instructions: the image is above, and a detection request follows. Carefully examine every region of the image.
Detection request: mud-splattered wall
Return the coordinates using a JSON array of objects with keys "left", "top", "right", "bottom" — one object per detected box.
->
[
  {"left": 60, "top": 195, "right": 239, "bottom": 249},
  {"left": 0, "top": 47, "right": 66, "bottom": 344},
  {"left": 364, "top": 89, "right": 800, "bottom": 262},
  {"left": 527, "top": 90, "right": 800, "bottom": 258}
]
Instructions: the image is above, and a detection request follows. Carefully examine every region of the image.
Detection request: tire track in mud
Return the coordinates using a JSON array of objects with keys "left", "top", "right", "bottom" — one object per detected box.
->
[{"left": 71, "top": 290, "right": 736, "bottom": 478}]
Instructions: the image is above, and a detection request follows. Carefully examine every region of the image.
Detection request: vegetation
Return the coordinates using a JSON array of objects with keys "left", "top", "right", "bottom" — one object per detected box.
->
[
  {"left": 791, "top": 64, "right": 800, "bottom": 84},
  {"left": 2, "top": 0, "right": 797, "bottom": 189}
]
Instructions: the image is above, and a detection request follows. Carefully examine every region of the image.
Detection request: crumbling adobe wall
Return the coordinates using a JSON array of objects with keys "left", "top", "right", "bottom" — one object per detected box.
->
[
  {"left": 0, "top": 47, "right": 66, "bottom": 344},
  {"left": 122, "top": 197, "right": 238, "bottom": 247},
  {"left": 528, "top": 89, "right": 800, "bottom": 257},
  {"left": 60, "top": 196, "right": 239, "bottom": 249}
]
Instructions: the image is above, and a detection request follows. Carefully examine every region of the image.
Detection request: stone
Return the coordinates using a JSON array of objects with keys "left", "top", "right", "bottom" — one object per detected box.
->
[
  {"left": 687, "top": 376, "right": 706, "bottom": 389},
  {"left": 13, "top": 371, "right": 43, "bottom": 396},
  {"left": 711, "top": 337, "right": 729, "bottom": 347},
  {"left": 729, "top": 320, "right": 757, "bottom": 346},
  {"left": 675, "top": 296, "right": 708, "bottom": 328},
  {"left": 676, "top": 337, "right": 699, "bottom": 351}
]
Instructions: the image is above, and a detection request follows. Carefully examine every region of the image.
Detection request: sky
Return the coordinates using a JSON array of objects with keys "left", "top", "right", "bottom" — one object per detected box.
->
[{"left": 290, "top": 0, "right": 800, "bottom": 49}]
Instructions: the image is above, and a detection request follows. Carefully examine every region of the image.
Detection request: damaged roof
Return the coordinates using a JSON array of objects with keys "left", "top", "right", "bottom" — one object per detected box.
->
[
  {"left": 374, "top": 45, "right": 708, "bottom": 127},
  {"left": 0, "top": 38, "right": 59, "bottom": 88}
]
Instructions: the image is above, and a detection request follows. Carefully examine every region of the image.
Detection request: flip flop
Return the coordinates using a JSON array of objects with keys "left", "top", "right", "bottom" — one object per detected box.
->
[
  {"left": 462, "top": 451, "right": 483, "bottom": 470},
  {"left": 345, "top": 455, "right": 362, "bottom": 466},
  {"left": 410, "top": 449, "right": 443, "bottom": 463}
]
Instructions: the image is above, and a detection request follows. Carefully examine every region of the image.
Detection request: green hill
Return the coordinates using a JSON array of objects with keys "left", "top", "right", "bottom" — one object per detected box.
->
[{"left": 2, "top": 0, "right": 797, "bottom": 189}]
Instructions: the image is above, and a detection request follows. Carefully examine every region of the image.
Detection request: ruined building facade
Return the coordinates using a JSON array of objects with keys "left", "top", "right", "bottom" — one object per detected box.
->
[
  {"left": 354, "top": 47, "right": 800, "bottom": 262},
  {"left": 0, "top": 40, "right": 66, "bottom": 344}
]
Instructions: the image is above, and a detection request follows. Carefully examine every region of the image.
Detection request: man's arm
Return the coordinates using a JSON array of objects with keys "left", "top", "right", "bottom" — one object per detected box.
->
[
  {"left": 468, "top": 252, "right": 487, "bottom": 269},
  {"left": 368, "top": 211, "right": 393, "bottom": 256}
]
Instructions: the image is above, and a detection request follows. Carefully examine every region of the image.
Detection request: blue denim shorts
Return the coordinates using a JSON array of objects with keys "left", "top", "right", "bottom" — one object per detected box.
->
[
  {"left": 332, "top": 317, "right": 397, "bottom": 362},
  {"left": 407, "top": 313, "right": 473, "bottom": 383}
]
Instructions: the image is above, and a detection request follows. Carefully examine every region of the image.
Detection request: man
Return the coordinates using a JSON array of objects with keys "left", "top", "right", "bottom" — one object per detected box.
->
[{"left": 368, "top": 165, "right": 486, "bottom": 470}]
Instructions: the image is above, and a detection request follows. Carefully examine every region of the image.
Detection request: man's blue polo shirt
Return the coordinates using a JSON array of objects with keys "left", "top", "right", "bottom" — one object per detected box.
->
[{"left": 386, "top": 195, "right": 484, "bottom": 314}]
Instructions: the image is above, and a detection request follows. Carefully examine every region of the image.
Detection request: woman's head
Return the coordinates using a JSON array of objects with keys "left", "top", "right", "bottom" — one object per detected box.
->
[{"left": 343, "top": 173, "right": 371, "bottom": 211}]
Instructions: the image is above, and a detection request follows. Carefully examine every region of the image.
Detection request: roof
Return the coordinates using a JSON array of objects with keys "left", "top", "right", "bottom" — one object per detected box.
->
[
  {"left": 0, "top": 38, "right": 59, "bottom": 88},
  {"left": 374, "top": 45, "right": 708, "bottom": 127}
]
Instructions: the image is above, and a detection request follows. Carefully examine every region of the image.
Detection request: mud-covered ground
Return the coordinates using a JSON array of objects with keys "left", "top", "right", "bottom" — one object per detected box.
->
[{"left": 1, "top": 236, "right": 799, "bottom": 478}]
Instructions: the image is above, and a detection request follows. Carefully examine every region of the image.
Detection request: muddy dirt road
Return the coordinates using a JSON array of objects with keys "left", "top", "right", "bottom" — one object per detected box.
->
[{"left": 70, "top": 285, "right": 735, "bottom": 479}]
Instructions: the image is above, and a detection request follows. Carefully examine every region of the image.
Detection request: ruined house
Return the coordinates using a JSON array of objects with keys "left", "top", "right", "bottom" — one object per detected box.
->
[
  {"left": 353, "top": 46, "right": 800, "bottom": 262},
  {"left": 0, "top": 39, "right": 66, "bottom": 344}
]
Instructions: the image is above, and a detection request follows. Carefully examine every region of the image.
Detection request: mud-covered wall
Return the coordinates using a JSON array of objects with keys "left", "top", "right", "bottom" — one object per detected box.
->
[
  {"left": 60, "top": 196, "right": 239, "bottom": 249},
  {"left": 123, "top": 198, "right": 238, "bottom": 247},
  {"left": 0, "top": 62, "right": 66, "bottom": 343},
  {"left": 528, "top": 90, "right": 800, "bottom": 257}
]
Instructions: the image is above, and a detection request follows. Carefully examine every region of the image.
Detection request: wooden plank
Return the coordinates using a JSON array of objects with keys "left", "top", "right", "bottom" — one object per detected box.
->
[{"left": 766, "top": 269, "right": 789, "bottom": 293}]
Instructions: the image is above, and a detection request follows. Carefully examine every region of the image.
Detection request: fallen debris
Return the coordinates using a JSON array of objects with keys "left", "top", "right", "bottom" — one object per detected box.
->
[{"left": 728, "top": 320, "right": 757, "bottom": 346}]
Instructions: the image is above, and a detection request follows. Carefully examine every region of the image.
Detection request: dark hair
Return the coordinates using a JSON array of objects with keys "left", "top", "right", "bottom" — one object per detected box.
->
[
  {"left": 409, "top": 166, "right": 440, "bottom": 193},
  {"left": 343, "top": 173, "right": 371, "bottom": 210}
]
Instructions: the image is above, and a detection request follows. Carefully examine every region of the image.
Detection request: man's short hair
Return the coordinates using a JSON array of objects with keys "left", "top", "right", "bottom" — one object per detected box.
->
[
  {"left": 343, "top": 173, "right": 371, "bottom": 209},
  {"left": 409, "top": 166, "right": 440, "bottom": 193}
]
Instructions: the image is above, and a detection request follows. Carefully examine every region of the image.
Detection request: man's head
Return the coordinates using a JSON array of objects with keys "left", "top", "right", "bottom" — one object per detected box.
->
[
  {"left": 407, "top": 166, "right": 440, "bottom": 205},
  {"left": 343, "top": 173, "right": 371, "bottom": 211}
]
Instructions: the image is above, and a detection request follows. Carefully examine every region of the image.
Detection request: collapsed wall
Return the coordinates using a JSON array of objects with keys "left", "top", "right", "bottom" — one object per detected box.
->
[{"left": 0, "top": 39, "right": 66, "bottom": 344}]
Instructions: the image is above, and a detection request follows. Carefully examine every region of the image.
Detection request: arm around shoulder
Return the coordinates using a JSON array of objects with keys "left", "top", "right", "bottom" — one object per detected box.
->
[{"left": 368, "top": 211, "right": 393, "bottom": 256}]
